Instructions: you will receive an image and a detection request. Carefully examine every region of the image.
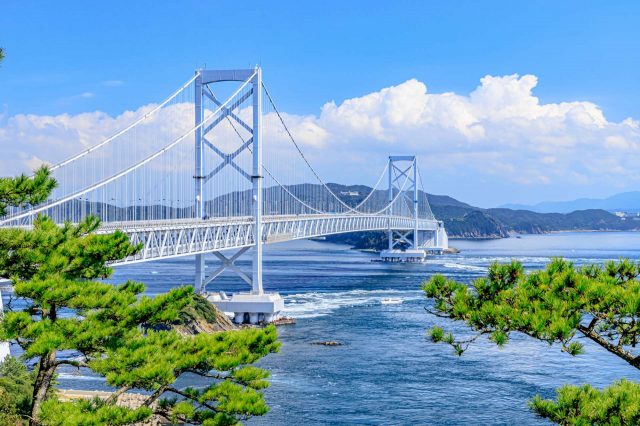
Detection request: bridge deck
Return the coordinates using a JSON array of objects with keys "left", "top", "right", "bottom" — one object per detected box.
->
[{"left": 99, "top": 213, "right": 440, "bottom": 265}]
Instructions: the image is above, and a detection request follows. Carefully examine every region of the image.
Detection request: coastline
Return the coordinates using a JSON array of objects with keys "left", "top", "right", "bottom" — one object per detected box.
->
[{"left": 450, "top": 228, "right": 640, "bottom": 240}]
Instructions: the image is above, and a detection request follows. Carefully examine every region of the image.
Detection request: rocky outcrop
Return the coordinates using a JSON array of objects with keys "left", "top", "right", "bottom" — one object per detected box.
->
[{"left": 171, "top": 294, "right": 236, "bottom": 335}]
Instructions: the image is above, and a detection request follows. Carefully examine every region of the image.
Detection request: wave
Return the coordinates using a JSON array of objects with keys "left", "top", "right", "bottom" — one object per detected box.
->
[
  {"left": 440, "top": 262, "right": 487, "bottom": 272},
  {"left": 282, "top": 288, "right": 422, "bottom": 319},
  {"left": 57, "top": 372, "right": 101, "bottom": 382}
]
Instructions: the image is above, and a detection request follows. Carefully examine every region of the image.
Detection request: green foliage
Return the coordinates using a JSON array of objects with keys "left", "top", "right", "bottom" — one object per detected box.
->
[
  {"left": 0, "top": 166, "right": 57, "bottom": 217},
  {"left": 530, "top": 379, "right": 640, "bottom": 425},
  {"left": 0, "top": 47, "right": 4, "bottom": 63},
  {"left": 0, "top": 215, "right": 139, "bottom": 282},
  {"left": 429, "top": 326, "right": 444, "bottom": 342},
  {"left": 0, "top": 264, "right": 279, "bottom": 425},
  {"left": 423, "top": 258, "right": 640, "bottom": 357},
  {"left": 565, "top": 341, "right": 584, "bottom": 356},
  {"left": 0, "top": 168, "right": 279, "bottom": 425},
  {"left": 1, "top": 279, "right": 195, "bottom": 358},
  {"left": 0, "top": 356, "right": 32, "bottom": 425},
  {"left": 423, "top": 258, "right": 640, "bottom": 424},
  {"left": 39, "top": 398, "right": 152, "bottom": 426}
]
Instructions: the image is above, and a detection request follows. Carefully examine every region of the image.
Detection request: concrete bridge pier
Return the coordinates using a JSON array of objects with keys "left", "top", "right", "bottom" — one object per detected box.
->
[{"left": 195, "top": 248, "right": 285, "bottom": 325}]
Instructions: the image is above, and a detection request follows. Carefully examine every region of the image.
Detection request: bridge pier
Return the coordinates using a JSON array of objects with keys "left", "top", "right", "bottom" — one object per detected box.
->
[
  {"left": 195, "top": 254, "right": 205, "bottom": 293},
  {"left": 197, "top": 248, "right": 284, "bottom": 325},
  {"left": 380, "top": 248, "right": 427, "bottom": 262}
]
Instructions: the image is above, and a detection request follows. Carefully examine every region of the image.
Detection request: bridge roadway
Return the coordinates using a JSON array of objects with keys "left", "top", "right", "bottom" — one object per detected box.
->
[{"left": 96, "top": 213, "right": 441, "bottom": 265}]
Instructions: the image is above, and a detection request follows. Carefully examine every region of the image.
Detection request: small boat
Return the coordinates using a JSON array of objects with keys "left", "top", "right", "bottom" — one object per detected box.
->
[{"left": 380, "top": 298, "right": 403, "bottom": 305}]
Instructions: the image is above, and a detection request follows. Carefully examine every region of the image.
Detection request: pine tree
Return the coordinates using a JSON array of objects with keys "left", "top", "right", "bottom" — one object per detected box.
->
[
  {"left": 423, "top": 258, "right": 640, "bottom": 424},
  {"left": 0, "top": 167, "right": 56, "bottom": 217},
  {"left": 0, "top": 168, "right": 279, "bottom": 425}
]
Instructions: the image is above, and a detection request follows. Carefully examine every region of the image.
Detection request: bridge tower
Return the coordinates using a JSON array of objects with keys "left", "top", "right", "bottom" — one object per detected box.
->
[
  {"left": 380, "top": 156, "right": 427, "bottom": 262},
  {"left": 193, "top": 67, "right": 283, "bottom": 324}
]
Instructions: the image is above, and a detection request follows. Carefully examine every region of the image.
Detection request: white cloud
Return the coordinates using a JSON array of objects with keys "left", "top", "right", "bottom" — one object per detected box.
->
[
  {"left": 101, "top": 80, "right": 124, "bottom": 87},
  {"left": 293, "top": 74, "right": 640, "bottom": 198},
  {"left": 1, "top": 73, "right": 640, "bottom": 205}
]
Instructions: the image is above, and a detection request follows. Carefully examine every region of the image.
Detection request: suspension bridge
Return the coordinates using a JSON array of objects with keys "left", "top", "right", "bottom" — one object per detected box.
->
[{"left": 0, "top": 67, "right": 448, "bottom": 323}]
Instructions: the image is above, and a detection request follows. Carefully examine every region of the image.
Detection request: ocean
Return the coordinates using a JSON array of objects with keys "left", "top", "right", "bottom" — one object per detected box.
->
[{"left": 3, "top": 231, "right": 640, "bottom": 425}]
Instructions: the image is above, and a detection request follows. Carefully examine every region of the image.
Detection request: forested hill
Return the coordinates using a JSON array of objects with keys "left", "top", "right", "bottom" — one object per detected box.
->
[
  {"left": 430, "top": 202, "right": 640, "bottom": 238},
  {"left": 322, "top": 184, "right": 640, "bottom": 245}
]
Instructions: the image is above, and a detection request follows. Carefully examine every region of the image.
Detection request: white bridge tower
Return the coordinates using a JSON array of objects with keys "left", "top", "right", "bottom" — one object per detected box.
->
[
  {"left": 380, "top": 156, "right": 448, "bottom": 262},
  {"left": 193, "top": 67, "right": 283, "bottom": 324}
]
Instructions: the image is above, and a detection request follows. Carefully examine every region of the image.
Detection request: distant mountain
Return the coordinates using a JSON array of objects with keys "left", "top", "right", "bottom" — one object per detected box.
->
[
  {"left": 501, "top": 191, "right": 640, "bottom": 214},
  {"left": 326, "top": 187, "right": 640, "bottom": 248},
  {"left": 426, "top": 193, "right": 473, "bottom": 209},
  {"left": 426, "top": 200, "right": 640, "bottom": 238}
]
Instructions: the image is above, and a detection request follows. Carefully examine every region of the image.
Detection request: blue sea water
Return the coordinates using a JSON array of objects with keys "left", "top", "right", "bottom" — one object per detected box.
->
[{"left": 3, "top": 231, "right": 640, "bottom": 425}]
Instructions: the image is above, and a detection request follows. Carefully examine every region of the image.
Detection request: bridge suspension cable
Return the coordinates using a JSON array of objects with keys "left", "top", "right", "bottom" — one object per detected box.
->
[
  {"left": 0, "top": 71, "right": 256, "bottom": 226},
  {"left": 262, "top": 82, "right": 399, "bottom": 215},
  {"left": 417, "top": 168, "right": 435, "bottom": 220},
  {"left": 44, "top": 74, "right": 200, "bottom": 175}
]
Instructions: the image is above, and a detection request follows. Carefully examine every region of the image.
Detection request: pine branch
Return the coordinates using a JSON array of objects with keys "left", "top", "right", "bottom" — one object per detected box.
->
[
  {"left": 576, "top": 324, "right": 639, "bottom": 366},
  {"left": 164, "top": 387, "right": 223, "bottom": 413},
  {"left": 105, "top": 385, "right": 132, "bottom": 405},
  {"left": 55, "top": 359, "right": 89, "bottom": 369},
  {"left": 142, "top": 385, "right": 169, "bottom": 407},
  {"left": 424, "top": 306, "right": 454, "bottom": 318},
  {"left": 153, "top": 409, "right": 196, "bottom": 425},
  {"left": 186, "top": 369, "right": 228, "bottom": 380}
]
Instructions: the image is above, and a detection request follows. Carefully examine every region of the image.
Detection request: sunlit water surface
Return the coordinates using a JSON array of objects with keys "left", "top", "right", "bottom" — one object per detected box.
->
[{"left": 3, "top": 232, "right": 640, "bottom": 425}]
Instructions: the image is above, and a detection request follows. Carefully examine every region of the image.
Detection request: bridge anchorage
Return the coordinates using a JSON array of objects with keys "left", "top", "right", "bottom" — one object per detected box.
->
[{"left": 0, "top": 66, "right": 447, "bottom": 324}]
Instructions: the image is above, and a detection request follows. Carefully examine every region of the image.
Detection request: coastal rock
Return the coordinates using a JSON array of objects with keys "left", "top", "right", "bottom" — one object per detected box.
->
[
  {"left": 148, "top": 294, "right": 237, "bottom": 335},
  {"left": 312, "top": 341, "right": 343, "bottom": 346},
  {"left": 272, "top": 317, "right": 297, "bottom": 326}
]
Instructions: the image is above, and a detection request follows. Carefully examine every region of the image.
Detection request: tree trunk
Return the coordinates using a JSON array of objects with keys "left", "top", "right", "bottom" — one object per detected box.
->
[
  {"left": 29, "top": 350, "right": 57, "bottom": 425},
  {"left": 30, "top": 304, "right": 58, "bottom": 425}
]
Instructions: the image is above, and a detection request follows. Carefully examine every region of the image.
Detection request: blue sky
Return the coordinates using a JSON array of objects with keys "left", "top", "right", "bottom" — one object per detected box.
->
[{"left": 1, "top": 1, "right": 640, "bottom": 207}]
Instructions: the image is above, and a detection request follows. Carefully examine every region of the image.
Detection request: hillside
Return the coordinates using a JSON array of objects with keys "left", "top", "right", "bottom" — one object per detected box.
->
[
  {"left": 325, "top": 187, "right": 640, "bottom": 248},
  {"left": 416, "top": 192, "right": 638, "bottom": 237}
]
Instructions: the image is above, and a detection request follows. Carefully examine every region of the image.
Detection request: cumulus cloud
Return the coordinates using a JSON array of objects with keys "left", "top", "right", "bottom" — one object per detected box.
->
[
  {"left": 1, "top": 74, "right": 639, "bottom": 205},
  {"left": 296, "top": 74, "right": 640, "bottom": 195}
]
